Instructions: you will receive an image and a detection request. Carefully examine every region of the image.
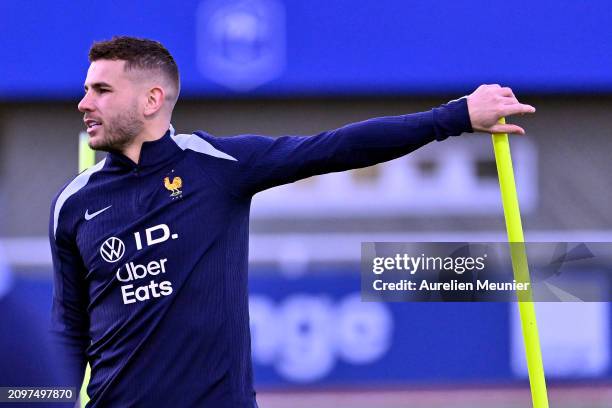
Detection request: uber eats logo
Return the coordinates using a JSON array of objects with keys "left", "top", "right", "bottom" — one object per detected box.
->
[{"left": 99, "top": 223, "right": 179, "bottom": 305}]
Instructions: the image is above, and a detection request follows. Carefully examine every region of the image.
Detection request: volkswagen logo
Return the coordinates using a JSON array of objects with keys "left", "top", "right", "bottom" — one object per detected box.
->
[{"left": 100, "top": 237, "right": 125, "bottom": 263}]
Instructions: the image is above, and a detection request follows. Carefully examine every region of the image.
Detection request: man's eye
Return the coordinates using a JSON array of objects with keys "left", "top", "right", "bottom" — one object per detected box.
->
[{"left": 99, "top": 89, "right": 110, "bottom": 93}]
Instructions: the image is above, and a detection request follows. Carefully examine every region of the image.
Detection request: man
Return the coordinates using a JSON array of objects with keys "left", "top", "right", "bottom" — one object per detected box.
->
[{"left": 49, "top": 36, "right": 535, "bottom": 407}]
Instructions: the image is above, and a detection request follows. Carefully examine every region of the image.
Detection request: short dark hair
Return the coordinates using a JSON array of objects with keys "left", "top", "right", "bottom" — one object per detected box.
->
[{"left": 89, "top": 36, "right": 180, "bottom": 101}]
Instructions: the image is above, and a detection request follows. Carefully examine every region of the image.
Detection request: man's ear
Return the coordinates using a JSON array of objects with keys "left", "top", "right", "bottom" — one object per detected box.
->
[{"left": 144, "top": 86, "right": 165, "bottom": 116}]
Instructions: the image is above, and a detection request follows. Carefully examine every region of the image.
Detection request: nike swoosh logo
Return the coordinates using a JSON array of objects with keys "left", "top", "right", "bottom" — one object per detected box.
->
[{"left": 85, "top": 205, "right": 112, "bottom": 221}]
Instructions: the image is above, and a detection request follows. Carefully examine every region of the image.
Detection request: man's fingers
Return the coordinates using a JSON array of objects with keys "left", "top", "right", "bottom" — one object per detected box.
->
[
  {"left": 490, "top": 123, "right": 525, "bottom": 135},
  {"left": 502, "top": 103, "right": 536, "bottom": 116},
  {"left": 468, "top": 84, "right": 535, "bottom": 135},
  {"left": 502, "top": 95, "right": 519, "bottom": 105},
  {"left": 499, "top": 87, "right": 514, "bottom": 97}
]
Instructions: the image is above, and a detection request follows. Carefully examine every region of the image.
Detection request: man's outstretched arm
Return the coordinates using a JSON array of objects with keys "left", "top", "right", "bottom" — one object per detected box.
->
[{"left": 205, "top": 84, "right": 535, "bottom": 197}]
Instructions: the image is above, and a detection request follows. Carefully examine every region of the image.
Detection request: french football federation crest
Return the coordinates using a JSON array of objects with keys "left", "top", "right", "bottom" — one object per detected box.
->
[{"left": 164, "top": 172, "right": 183, "bottom": 199}]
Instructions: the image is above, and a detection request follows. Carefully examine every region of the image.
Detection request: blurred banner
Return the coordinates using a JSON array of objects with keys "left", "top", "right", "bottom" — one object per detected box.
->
[
  {"left": 249, "top": 268, "right": 611, "bottom": 387},
  {"left": 10, "top": 266, "right": 612, "bottom": 389},
  {"left": 2, "top": 0, "right": 612, "bottom": 99}
]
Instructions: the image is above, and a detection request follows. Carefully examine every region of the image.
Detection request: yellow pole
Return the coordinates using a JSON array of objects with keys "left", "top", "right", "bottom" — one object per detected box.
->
[
  {"left": 79, "top": 132, "right": 95, "bottom": 172},
  {"left": 492, "top": 118, "right": 549, "bottom": 408},
  {"left": 78, "top": 131, "right": 94, "bottom": 407}
]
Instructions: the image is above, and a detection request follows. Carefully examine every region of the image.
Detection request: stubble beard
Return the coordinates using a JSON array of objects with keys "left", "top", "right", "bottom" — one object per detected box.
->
[{"left": 90, "top": 104, "right": 144, "bottom": 153}]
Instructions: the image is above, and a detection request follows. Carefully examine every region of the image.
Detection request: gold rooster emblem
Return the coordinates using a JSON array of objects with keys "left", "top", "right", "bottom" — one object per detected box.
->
[{"left": 163, "top": 176, "right": 183, "bottom": 197}]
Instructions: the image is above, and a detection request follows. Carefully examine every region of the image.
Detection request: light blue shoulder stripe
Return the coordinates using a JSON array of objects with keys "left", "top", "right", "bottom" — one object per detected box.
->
[
  {"left": 171, "top": 133, "right": 237, "bottom": 162},
  {"left": 53, "top": 159, "right": 106, "bottom": 239},
  {"left": 0, "top": 244, "right": 13, "bottom": 300}
]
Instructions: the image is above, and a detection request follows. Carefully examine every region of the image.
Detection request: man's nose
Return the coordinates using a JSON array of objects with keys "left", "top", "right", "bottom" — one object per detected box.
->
[{"left": 78, "top": 93, "right": 94, "bottom": 112}]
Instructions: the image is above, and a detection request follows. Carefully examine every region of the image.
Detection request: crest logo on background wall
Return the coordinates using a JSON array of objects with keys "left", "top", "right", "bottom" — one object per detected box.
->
[{"left": 196, "top": 0, "right": 286, "bottom": 91}]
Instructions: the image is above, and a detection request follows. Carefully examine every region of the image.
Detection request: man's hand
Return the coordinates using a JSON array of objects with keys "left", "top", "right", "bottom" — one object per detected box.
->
[{"left": 466, "top": 84, "right": 536, "bottom": 135}]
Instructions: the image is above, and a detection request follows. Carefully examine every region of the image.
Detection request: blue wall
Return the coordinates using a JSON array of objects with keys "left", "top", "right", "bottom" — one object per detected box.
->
[{"left": 2, "top": 0, "right": 611, "bottom": 99}]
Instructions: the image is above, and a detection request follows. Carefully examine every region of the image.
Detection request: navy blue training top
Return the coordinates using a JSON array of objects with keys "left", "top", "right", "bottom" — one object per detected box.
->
[{"left": 49, "top": 99, "right": 472, "bottom": 407}]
